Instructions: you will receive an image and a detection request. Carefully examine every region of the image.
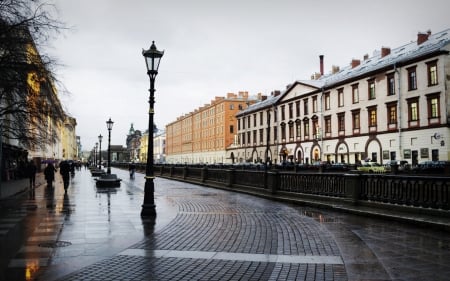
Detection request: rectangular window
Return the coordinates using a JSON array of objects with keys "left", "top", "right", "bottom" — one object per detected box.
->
[
  {"left": 273, "top": 126, "right": 278, "bottom": 141},
  {"left": 288, "top": 103, "right": 293, "bottom": 119},
  {"left": 427, "top": 60, "right": 438, "bottom": 86},
  {"left": 289, "top": 123, "right": 294, "bottom": 140},
  {"left": 352, "top": 84, "right": 359, "bottom": 104},
  {"left": 407, "top": 99, "right": 419, "bottom": 121},
  {"left": 259, "top": 129, "right": 263, "bottom": 144},
  {"left": 295, "top": 101, "right": 300, "bottom": 117},
  {"left": 247, "top": 131, "right": 251, "bottom": 146},
  {"left": 260, "top": 112, "right": 263, "bottom": 126},
  {"left": 247, "top": 116, "right": 250, "bottom": 128},
  {"left": 281, "top": 125, "right": 286, "bottom": 140},
  {"left": 324, "top": 92, "right": 330, "bottom": 110},
  {"left": 369, "top": 108, "right": 377, "bottom": 127},
  {"left": 337, "top": 113, "right": 345, "bottom": 132},
  {"left": 295, "top": 121, "right": 301, "bottom": 138},
  {"left": 253, "top": 114, "right": 256, "bottom": 127},
  {"left": 304, "top": 121, "right": 309, "bottom": 137},
  {"left": 338, "top": 89, "right": 344, "bottom": 107},
  {"left": 253, "top": 130, "right": 257, "bottom": 144},
  {"left": 325, "top": 116, "right": 331, "bottom": 134},
  {"left": 427, "top": 94, "right": 440, "bottom": 119},
  {"left": 281, "top": 105, "right": 285, "bottom": 120},
  {"left": 387, "top": 73, "right": 395, "bottom": 95},
  {"left": 230, "top": 125, "right": 234, "bottom": 133},
  {"left": 408, "top": 66, "right": 417, "bottom": 90},
  {"left": 312, "top": 96, "right": 318, "bottom": 113},
  {"left": 368, "top": 79, "right": 375, "bottom": 100},
  {"left": 303, "top": 99, "right": 309, "bottom": 115},
  {"left": 387, "top": 104, "right": 397, "bottom": 124},
  {"left": 352, "top": 111, "right": 360, "bottom": 130}
]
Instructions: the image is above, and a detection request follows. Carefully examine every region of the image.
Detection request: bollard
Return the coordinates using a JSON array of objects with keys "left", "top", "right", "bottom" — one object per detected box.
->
[{"left": 344, "top": 173, "right": 361, "bottom": 205}]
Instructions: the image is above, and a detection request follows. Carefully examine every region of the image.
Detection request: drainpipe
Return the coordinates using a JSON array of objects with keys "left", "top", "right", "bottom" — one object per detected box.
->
[{"left": 395, "top": 63, "right": 402, "bottom": 160}]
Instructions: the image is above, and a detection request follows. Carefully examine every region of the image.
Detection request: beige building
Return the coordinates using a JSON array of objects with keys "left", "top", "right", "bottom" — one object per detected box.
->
[
  {"left": 229, "top": 29, "right": 450, "bottom": 166},
  {"left": 166, "top": 92, "right": 263, "bottom": 164}
]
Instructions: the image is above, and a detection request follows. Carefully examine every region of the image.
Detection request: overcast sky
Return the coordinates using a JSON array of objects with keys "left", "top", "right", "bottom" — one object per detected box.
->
[{"left": 48, "top": 0, "right": 449, "bottom": 150}]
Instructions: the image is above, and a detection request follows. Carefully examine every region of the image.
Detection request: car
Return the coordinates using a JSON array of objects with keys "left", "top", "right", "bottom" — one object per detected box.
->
[{"left": 357, "top": 162, "right": 387, "bottom": 173}]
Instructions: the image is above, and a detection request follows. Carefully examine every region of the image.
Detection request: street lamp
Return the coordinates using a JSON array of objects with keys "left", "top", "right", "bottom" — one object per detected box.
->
[
  {"left": 95, "top": 143, "right": 98, "bottom": 167},
  {"left": 141, "top": 41, "right": 164, "bottom": 217},
  {"left": 98, "top": 134, "right": 103, "bottom": 169},
  {"left": 106, "top": 118, "right": 114, "bottom": 174}
]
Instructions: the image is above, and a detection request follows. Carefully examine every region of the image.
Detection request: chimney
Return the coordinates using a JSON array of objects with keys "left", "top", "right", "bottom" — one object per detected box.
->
[
  {"left": 351, "top": 59, "right": 361, "bottom": 68},
  {"left": 271, "top": 90, "right": 281, "bottom": 97},
  {"left": 261, "top": 95, "right": 267, "bottom": 101},
  {"left": 363, "top": 54, "right": 369, "bottom": 60},
  {"left": 381, "top": 47, "right": 391, "bottom": 57},
  {"left": 417, "top": 30, "right": 431, "bottom": 45},
  {"left": 319, "top": 55, "right": 324, "bottom": 75},
  {"left": 331, "top": 65, "right": 340, "bottom": 74}
]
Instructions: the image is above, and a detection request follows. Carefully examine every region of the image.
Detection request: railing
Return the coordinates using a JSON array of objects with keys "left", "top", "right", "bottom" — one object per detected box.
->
[
  {"left": 361, "top": 175, "right": 449, "bottom": 210},
  {"left": 114, "top": 163, "right": 450, "bottom": 211}
]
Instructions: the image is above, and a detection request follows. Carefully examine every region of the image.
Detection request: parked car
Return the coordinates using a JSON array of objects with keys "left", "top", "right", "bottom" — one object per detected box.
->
[
  {"left": 384, "top": 160, "right": 410, "bottom": 172},
  {"left": 412, "top": 161, "right": 449, "bottom": 174},
  {"left": 357, "top": 162, "right": 387, "bottom": 173}
]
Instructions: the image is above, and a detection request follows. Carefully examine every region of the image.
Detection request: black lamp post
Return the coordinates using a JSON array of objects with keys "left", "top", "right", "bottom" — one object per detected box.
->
[
  {"left": 98, "top": 135, "right": 103, "bottom": 169},
  {"left": 106, "top": 118, "right": 114, "bottom": 174},
  {"left": 141, "top": 41, "right": 164, "bottom": 217},
  {"left": 95, "top": 143, "right": 98, "bottom": 167}
]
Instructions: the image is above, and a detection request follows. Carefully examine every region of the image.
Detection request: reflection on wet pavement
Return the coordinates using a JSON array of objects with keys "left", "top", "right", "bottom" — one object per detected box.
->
[{"left": 0, "top": 167, "right": 449, "bottom": 280}]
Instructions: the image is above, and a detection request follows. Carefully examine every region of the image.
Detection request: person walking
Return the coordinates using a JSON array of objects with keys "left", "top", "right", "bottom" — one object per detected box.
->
[
  {"left": 44, "top": 163, "right": 56, "bottom": 187},
  {"left": 26, "top": 160, "right": 37, "bottom": 188},
  {"left": 59, "top": 160, "right": 71, "bottom": 191}
]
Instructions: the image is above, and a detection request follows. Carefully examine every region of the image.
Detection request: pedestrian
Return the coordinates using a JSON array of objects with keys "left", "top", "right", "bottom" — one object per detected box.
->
[
  {"left": 26, "top": 160, "right": 37, "bottom": 188},
  {"left": 44, "top": 163, "right": 56, "bottom": 187},
  {"left": 129, "top": 162, "right": 136, "bottom": 179},
  {"left": 59, "top": 160, "right": 71, "bottom": 191}
]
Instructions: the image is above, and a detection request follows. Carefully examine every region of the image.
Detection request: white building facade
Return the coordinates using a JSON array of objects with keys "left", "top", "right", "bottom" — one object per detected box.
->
[{"left": 228, "top": 29, "right": 450, "bottom": 166}]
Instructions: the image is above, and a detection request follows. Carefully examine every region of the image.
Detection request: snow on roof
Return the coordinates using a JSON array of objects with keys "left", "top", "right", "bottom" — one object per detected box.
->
[
  {"left": 319, "top": 28, "right": 450, "bottom": 87},
  {"left": 237, "top": 28, "right": 450, "bottom": 117}
]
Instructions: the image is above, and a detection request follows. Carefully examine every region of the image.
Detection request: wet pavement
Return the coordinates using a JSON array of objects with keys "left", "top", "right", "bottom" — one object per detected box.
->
[{"left": 0, "top": 167, "right": 449, "bottom": 280}]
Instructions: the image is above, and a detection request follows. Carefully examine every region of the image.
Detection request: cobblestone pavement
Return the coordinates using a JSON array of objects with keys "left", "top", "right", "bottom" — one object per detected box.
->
[{"left": 1, "top": 168, "right": 450, "bottom": 280}]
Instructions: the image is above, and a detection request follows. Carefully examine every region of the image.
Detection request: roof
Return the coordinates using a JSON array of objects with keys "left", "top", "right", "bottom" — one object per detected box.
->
[
  {"left": 236, "top": 28, "right": 450, "bottom": 117},
  {"left": 319, "top": 28, "right": 450, "bottom": 87}
]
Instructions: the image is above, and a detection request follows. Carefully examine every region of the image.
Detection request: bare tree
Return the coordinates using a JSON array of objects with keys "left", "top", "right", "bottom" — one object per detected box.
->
[{"left": 0, "top": 0, "right": 67, "bottom": 149}]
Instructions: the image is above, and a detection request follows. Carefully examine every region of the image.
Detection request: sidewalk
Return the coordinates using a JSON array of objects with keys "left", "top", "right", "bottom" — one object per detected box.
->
[{"left": 1, "top": 168, "right": 450, "bottom": 281}]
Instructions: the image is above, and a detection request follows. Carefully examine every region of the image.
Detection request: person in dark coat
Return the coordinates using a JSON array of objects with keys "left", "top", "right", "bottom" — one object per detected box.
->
[
  {"left": 26, "top": 160, "right": 37, "bottom": 188},
  {"left": 59, "top": 160, "right": 71, "bottom": 190},
  {"left": 44, "top": 163, "right": 56, "bottom": 187}
]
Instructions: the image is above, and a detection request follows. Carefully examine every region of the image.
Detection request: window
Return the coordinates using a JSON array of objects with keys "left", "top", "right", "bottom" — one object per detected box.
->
[
  {"left": 288, "top": 122, "right": 294, "bottom": 140},
  {"left": 324, "top": 116, "right": 331, "bottom": 134},
  {"left": 427, "top": 60, "right": 438, "bottom": 86},
  {"left": 352, "top": 110, "right": 360, "bottom": 130},
  {"left": 266, "top": 126, "right": 270, "bottom": 142},
  {"left": 338, "top": 88, "right": 344, "bottom": 107},
  {"left": 387, "top": 73, "right": 395, "bottom": 95},
  {"left": 303, "top": 120, "right": 309, "bottom": 137},
  {"left": 253, "top": 114, "right": 256, "bottom": 127},
  {"left": 407, "top": 66, "right": 417, "bottom": 90},
  {"left": 242, "top": 133, "right": 245, "bottom": 145},
  {"left": 386, "top": 102, "right": 397, "bottom": 125},
  {"left": 281, "top": 123, "right": 286, "bottom": 140},
  {"left": 288, "top": 103, "right": 293, "bottom": 119},
  {"left": 295, "top": 120, "right": 301, "bottom": 138},
  {"left": 407, "top": 98, "right": 419, "bottom": 122},
  {"left": 312, "top": 96, "right": 318, "bottom": 113},
  {"left": 247, "top": 116, "right": 250, "bottom": 128},
  {"left": 260, "top": 112, "right": 263, "bottom": 126},
  {"left": 368, "top": 79, "right": 375, "bottom": 100},
  {"left": 427, "top": 93, "right": 440, "bottom": 119},
  {"left": 238, "top": 104, "right": 243, "bottom": 110},
  {"left": 295, "top": 101, "right": 300, "bottom": 117},
  {"left": 368, "top": 107, "right": 377, "bottom": 127},
  {"left": 259, "top": 129, "right": 263, "bottom": 144},
  {"left": 273, "top": 126, "right": 278, "bottom": 141},
  {"left": 253, "top": 130, "right": 257, "bottom": 144},
  {"left": 303, "top": 99, "right": 309, "bottom": 115},
  {"left": 238, "top": 119, "right": 241, "bottom": 130},
  {"left": 230, "top": 104, "right": 234, "bottom": 110},
  {"left": 230, "top": 125, "right": 234, "bottom": 133},
  {"left": 324, "top": 92, "right": 330, "bottom": 110},
  {"left": 352, "top": 84, "right": 359, "bottom": 104},
  {"left": 281, "top": 105, "right": 285, "bottom": 120},
  {"left": 337, "top": 113, "right": 345, "bottom": 132}
]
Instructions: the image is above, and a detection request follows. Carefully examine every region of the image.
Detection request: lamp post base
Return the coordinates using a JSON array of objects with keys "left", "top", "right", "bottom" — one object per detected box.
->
[
  {"left": 141, "top": 177, "right": 156, "bottom": 217},
  {"left": 140, "top": 203, "right": 156, "bottom": 217}
]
